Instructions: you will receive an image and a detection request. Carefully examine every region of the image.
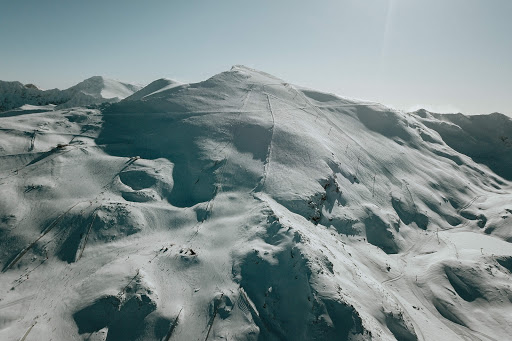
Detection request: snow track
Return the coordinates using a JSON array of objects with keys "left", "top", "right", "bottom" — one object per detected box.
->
[{"left": 253, "top": 93, "right": 275, "bottom": 192}]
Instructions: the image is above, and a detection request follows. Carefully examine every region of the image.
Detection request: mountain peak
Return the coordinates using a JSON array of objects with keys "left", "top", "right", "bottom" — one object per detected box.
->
[
  {"left": 82, "top": 75, "right": 105, "bottom": 82},
  {"left": 69, "top": 76, "right": 143, "bottom": 100},
  {"left": 125, "top": 78, "right": 183, "bottom": 101}
]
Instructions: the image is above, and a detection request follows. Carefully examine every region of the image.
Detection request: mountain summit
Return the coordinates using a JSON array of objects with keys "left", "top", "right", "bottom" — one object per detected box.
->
[
  {"left": 69, "top": 76, "right": 142, "bottom": 100},
  {"left": 0, "top": 66, "right": 511, "bottom": 341}
]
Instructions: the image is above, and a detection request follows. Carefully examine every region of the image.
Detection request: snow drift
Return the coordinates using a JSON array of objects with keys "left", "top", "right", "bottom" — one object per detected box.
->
[{"left": 0, "top": 65, "right": 511, "bottom": 341}]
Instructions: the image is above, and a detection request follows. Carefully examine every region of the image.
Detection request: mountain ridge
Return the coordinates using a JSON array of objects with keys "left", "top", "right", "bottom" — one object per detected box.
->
[{"left": 0, "top": 76, "right": 143, "bottom": 112}]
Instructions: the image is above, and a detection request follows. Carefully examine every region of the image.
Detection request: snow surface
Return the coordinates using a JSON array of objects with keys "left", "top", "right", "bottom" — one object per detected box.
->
[
  {"left": 0, "top": 77, "right": 143, "bottom": 112},
  {"left": 0, "top": 65, "right": 511, "bottom": 341}
]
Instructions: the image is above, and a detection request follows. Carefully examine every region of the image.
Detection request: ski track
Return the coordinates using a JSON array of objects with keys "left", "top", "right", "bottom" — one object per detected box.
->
[{"left": 254, "top": 93, "right": 275, "bottom": 192}]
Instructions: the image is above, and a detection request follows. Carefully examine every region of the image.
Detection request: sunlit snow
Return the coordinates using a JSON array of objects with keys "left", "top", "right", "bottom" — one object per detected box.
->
[{"left": 0, "top": 66, "right": 511, "bottom": 341}]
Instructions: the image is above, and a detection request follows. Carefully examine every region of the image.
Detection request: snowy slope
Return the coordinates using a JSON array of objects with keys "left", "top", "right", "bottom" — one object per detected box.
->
[
  {"left": 0, "top": 81, "right": 63, "bottom": 112},
  {"left": 413, "top": 110, "right": 512, "bottom": 181},
  {"left": 68, "top": 76, "right": 143, "bottom": 100},
  {"left": 124, "top": 78, "right": 184, "bottom": 101},
  {"left": 0, "top": 77, "right": 143, "bottom": 112},
  {"left": 0, "top": 66, "right": 511, "bottom": 341}
]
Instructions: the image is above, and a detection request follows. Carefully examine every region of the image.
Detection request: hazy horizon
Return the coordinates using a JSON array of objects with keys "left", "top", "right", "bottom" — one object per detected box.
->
[{"left": 1, "top": 0, "right": 511, "bottom": 115}]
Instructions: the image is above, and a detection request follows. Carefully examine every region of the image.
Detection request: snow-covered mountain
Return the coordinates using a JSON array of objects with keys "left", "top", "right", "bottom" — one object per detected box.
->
[
  {"left": 0, "top": 66, "right": 511, "bottom": 341},
  {"left": 124, "top": 78, "right": 184, "bottom": 101},
  {"left": 0, "top": 76, "right": 143, "bottom": 112},
  {"left": 68, "top": 76, "right": 143, "bottom": 101}
]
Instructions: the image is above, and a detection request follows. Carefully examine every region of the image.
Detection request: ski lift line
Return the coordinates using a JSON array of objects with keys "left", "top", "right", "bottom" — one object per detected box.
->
[
  {"left": 0, "top": 150, "right": 64, "bottom": 159},
  {"left": 28, "top": 130, "right": 36, "bottom": 152},
  {"left": 3, "top": 201, "right": 84, "bottom": 272},
  {"left": 18, "top": 321, "right": 37, "bottom": 341},
  {"left": 117, "top": 269, "right": 141, "bottom": 298},
  {"left": 76, "top": 210, "right": 98, "bottom": 262},
  {"left": 38, "top": 201, "right": 97, "bottom": 252},
  {"left": 204, "top": 293, "right": 224, "bottom": 341},
  {"left": 3, "top": 156, "right": 136, "bottom": 273},
  {"left": 0, "top": 144, "right": 86, "bottom": 183},
  {"left": 163, "top": 308, "right": 183, "bottom": 341},
  {"left": 0, "top": 143, "right": 100, "bottom": 183}
]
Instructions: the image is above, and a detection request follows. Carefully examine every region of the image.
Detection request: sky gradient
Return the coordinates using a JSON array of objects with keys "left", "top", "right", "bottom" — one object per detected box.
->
[{"left": 1, "top": 0, "right": 511, "bottom": 115}]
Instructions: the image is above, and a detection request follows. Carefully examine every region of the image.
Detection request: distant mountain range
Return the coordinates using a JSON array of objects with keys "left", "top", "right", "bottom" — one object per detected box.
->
[{"left": 0, "top": 76, "right": 143, "bottom": 112}]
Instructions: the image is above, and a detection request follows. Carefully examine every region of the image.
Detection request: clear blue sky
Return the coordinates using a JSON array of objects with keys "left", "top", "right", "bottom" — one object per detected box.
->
[{"left": 1, "top": 0, "right": 511, "bottom": 115}]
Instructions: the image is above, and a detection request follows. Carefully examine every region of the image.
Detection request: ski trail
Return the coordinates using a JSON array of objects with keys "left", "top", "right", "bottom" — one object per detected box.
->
[
  {"left": 252, "top": 93, "right": 275, "bottom": 193},
  {"left": 457, "top": 195, "right": 483, "bottom": 213},
  {"left": 402, "top": 180, "right": 418, "bottom": 210},
  {"left": 381, "top": 272, "right": 404, "bottom": 285}
]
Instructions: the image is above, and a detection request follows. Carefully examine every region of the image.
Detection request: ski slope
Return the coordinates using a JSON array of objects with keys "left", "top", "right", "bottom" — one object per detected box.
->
[{"left": 0, "top": 65, "right": 511, "bottom": 341}]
